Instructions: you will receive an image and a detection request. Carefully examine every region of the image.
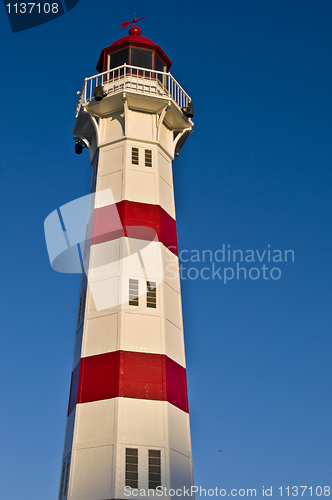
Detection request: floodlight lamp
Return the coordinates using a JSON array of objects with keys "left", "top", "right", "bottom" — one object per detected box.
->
[
  {"left": 75, "top": 140, "right": 83, "bottom": 154},
  {"left": 94, "top": 86, "right": 106, "bottom": 101},
  {"left": 182, "top": 102, "right": 194, "bottom": 118}
]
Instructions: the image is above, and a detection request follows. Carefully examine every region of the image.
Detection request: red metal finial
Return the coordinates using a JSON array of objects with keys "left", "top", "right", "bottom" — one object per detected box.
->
[{"left": 120, "top": 13, "right": 145, "bottom": 36}]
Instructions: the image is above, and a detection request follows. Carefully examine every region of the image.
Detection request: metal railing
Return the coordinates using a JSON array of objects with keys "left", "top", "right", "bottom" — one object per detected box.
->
[{"left": 76, "top": 64, "right": 191, "bottom": 117}]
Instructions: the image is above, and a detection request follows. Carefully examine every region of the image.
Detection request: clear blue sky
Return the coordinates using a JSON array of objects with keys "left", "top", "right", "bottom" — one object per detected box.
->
[{"left": 0, "top": 1, "right": 331, "bottom": 499}]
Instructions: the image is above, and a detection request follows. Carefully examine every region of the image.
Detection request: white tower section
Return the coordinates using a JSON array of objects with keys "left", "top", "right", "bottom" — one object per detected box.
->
[{"left": 58, "top": 24, "right": 194, "bottom": 500}]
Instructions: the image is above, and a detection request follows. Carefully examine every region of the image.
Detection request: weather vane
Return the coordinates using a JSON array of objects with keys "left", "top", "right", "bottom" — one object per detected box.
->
[{"left": 120, "top": 13, "right": 145, "bottom": 30}]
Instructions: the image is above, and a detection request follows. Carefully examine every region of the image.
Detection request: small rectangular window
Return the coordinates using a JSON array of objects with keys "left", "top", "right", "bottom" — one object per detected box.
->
[
  {"left": 129, "top": 279, "right": 139, "bottom": 306},
  {"left": 146, "top": 281, "right": 156, "bottom": 308},
  {"left": 126, "top": 448, "right": 138, "bottom": 489},
  {"left": 148, "top": 450, "right": 161, "bottom": 489},
  {"left": 145, "top": 149, "right": 152, "bottom": 168},
  {"left": 132, "top": 147, "right": 139, "bottom": 165}
]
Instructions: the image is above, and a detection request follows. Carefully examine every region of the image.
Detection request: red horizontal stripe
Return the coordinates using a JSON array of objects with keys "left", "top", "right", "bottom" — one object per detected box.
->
[
  {"left": 91, "top": 200, "right": 178, "bottom": 256},
  {"left": 164, "top": 356, "right": 189, "bottom": 413},
  {"left": 91, "top": 203, "right": 125, "bottom": 245},
  {"left": 74, "top": 351, "right": 188, "bottom": 413},
  {"left": 119, "top": 351, "right": 165, "bottom": 401},
  {"left": 77, "top": 351, "right": 118, "bottom": 404}
]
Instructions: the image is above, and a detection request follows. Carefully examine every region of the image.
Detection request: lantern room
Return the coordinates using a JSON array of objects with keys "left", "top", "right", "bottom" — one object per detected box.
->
[
  {"left": 96, "top": 24, "right": 172, "bottom": 75},
  {"left": 74, "top": 18, "right": 193, "bottom": 154}
]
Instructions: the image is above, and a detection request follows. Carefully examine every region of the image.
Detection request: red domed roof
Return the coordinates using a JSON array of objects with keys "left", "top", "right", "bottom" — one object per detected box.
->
[
  {"left": 107, "top": 33, "right": 155, "bottom": 49},
  {"left": 96, "top": 29, "right": 172, "bottom": 73}
]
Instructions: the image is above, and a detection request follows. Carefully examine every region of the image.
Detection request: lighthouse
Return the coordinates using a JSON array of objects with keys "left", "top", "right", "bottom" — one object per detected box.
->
[{"left": 58, "top": 17, "right": 194, "bottom": 500}]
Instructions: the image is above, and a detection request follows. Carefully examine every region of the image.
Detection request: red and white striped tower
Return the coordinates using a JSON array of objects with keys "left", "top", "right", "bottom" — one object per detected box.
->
[{"left": 58, "top": 18, "right": 194, "bottom": 500}]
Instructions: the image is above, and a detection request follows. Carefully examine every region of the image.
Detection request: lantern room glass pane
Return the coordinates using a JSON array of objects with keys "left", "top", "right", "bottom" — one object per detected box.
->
[
  {"left": 130, "top": 47, "right": 153, "bottom": 70},
  {"left": 109, "top": 48, "right": 129, "bottom": 71},
  {"left": 155, "top": 55, "right": 165, "bottom": 73},
  {"left": 155, "top": 54, "right": 165, "bottom": 83}
]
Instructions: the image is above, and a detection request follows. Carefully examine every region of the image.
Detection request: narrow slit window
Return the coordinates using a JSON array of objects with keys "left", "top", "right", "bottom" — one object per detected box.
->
[
  {"left": 129, "top": 279, "right": 139, "bottom": 306},
  {"left": 132, "top": 147, "right": 139, "bottom": 165},
  {"left": 145, "top": 149, "right": 152, "bottom": 167},
  {"left": 58, "top": 461, "right": 66, "bottom": 500},
  {"left": 147, "top": 281, "right": 156, "bottom": 308},
  {"left": 77, "top": 289, "right": 86, "bottom": 327},
  {"left": 81, "top": 289, "right": 86, "bottom": 320},
  {"left": 148, "top": 450, "right": 161, "bottom": 489},
  {"left": 91, "top": 163, "right": 98, "bottom": 186},
  {"left": 125, "top": 448, "right": 138, "bottom": 489},
  {"left": 77, "top": 296, "right": 82, "bottom": 326},
  {"left": 63, "top": 454, "right": 71, "bottom": 498}
]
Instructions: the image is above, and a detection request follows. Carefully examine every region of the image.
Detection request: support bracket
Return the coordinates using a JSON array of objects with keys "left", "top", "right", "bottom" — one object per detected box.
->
[
  {"left": 156, "top": 102, "right": 171, "bottom": 141},
  {"left": 173, "top": 128, "right": 193, "bottom": 157},
  {"left": 123, "top": 93, "right": 129, "bottom": 137}
]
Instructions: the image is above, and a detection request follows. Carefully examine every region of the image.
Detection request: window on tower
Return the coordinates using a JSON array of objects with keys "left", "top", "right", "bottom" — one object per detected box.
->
[
  {"left": 155, "top": 55, "right": 165, "bottom": 73},
  {"left": 58, "top": 460, "right": 66, "bottom": 500},
  {"left": 155, "top": 55, "right": 166, "bottom": 83},
  {"left": 132, "top": 147, "right": 139, "bottom": 165},
  {"left": 125, "top": 448, "right": 138, "bottom": 489},
  {"left": 148, "top": 450, "right": 161, "bottom": 489},
  {"left": 81, "top": 289, "right": 86, "bottom": 319},
  {"left": 77, "top": 296, "right": 82, "bottom": 327},
  {"left": 129, "top": 279, "right": 139, "bottom": 306},
  {"left": 130, "top": 47, "right": 153, "bottom": 70},
  {"left": 108, "top": 48, "right": 129, "bottom": 73},
  {"left": 145, "top": 149, "right": 152, "bottom": 168},
  {"left": 63, "top": 454, "right": 71, "bottom": 498},
  {"left": 76, "top": 289, "right": 86, "bottom": 328},
  {"left": 91, "top": 162, "right": 98, "bottom": 187},
  {"left": 146, "top": 281, "right": 156, "bottom": 308}
]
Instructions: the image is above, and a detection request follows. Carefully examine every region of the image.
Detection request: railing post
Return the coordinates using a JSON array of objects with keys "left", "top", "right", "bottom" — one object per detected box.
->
[{"left": 75, "top": 65, "right": 191, "bottom": 117}]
